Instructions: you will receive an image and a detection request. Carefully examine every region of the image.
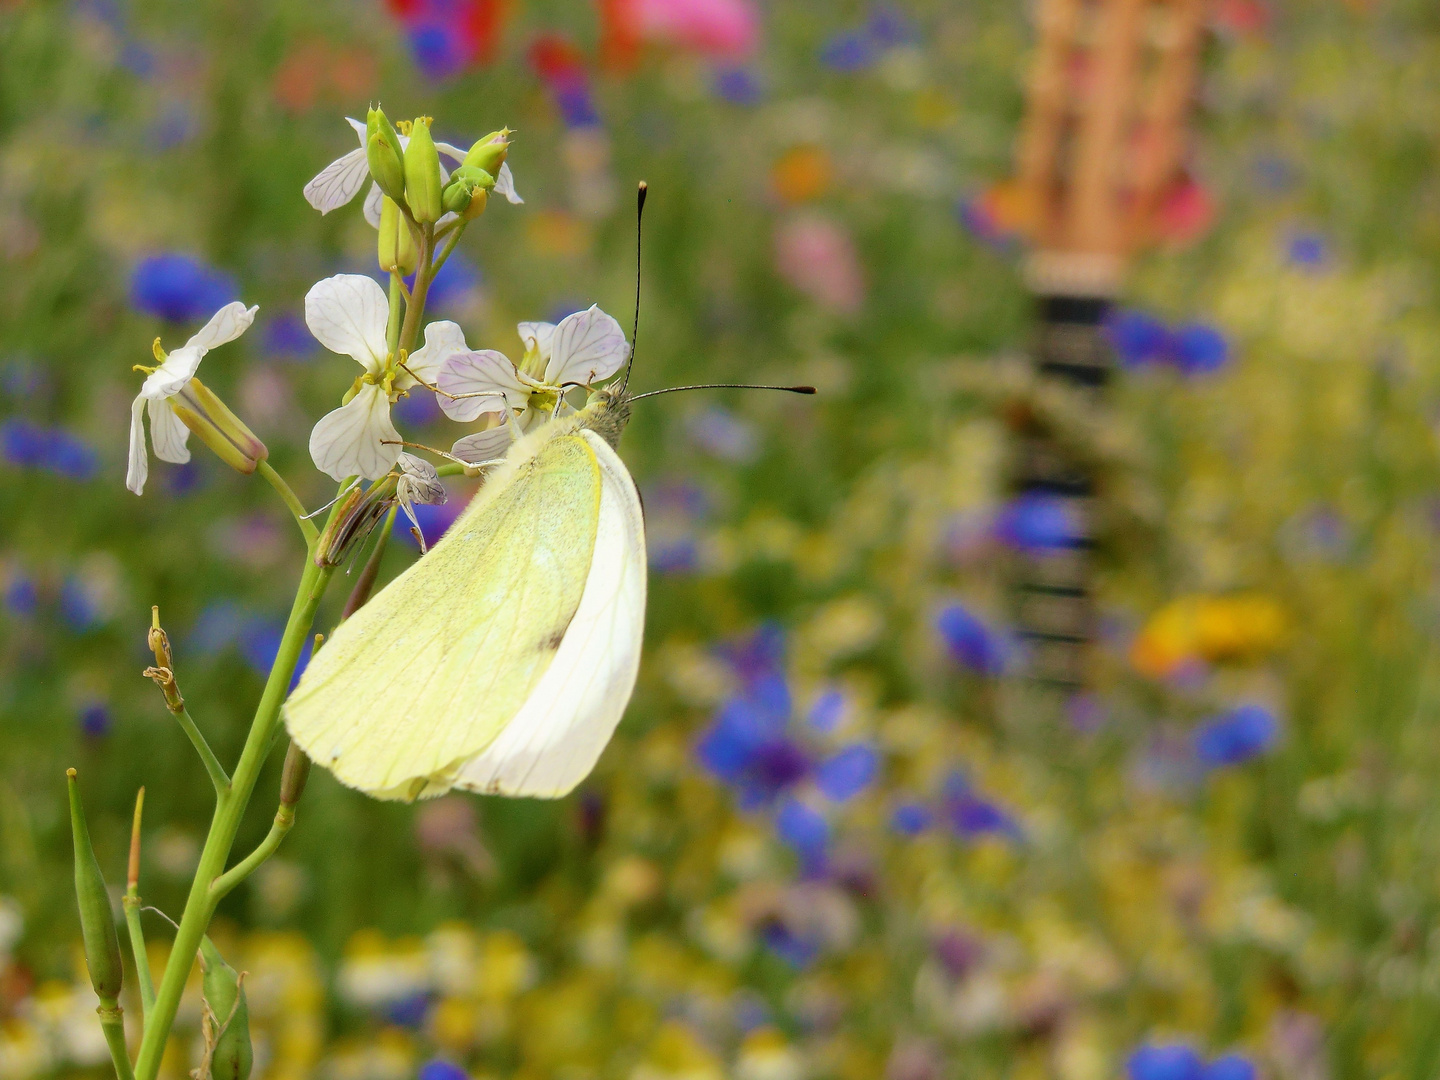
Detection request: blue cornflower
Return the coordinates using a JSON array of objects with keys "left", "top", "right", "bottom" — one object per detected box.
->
[
  {"left": 394, "top": 499, "right": 463, "bottom": 550},
  {"left": 890, "top": 802, "right": 933, "bottom": 836},
  {"left": 238, "top": 618, "right": 314, "bottom": 689},
  {"left": 263, "top": 313, "right": 316, "bottom": 361},
  {"left": 1127, "top": 1045, "right": 1205, "bottom": 1080},
  {"left": 386, "top": 991, "right": 432, "bottom": 1029},
  {"left": 554, "top": 82, "right": 602, "bottom": 129},
  {"left": 79, "top": 703, "right": 113, "bottom": 738},
  {"left": 820, "top": 31, "right": 876, "bottom": 71},
  {"left": 775, "top": 798, "right": 830, "bottom": 872},
  {"left": 1286, "top": 231, "right": 1328, "bottom": 269},
  {"left": 994, "top": 493, "right": 1086, "bottom": 553},
  {"left": 762, "top": 920, "right": 820, "bottom": 968},
  {"left": 1194, "top": 704, "right": 1279, "bottom": 768},
  {"left": 60, "top": 576, "right": 103, "bottom": 631},
  {"left": 4, "top": 574, "right": 38, "bottom": 616},
  {"left": 714, "top": 66, "right": 765, "bottom": 105},
  {"left": 130, "top": 254, "right": 239, "bottom": 323},
  {"left": 417, "top": 1060, "right": 468, "bottom": 1080},
  {"left": 644, "top": 480, "right": 711, "bottom": 575},
  {"left": 1204, "top": 1056, "right": 1257, "bottom": 1080},
  {"left": 815, "top": 744, "right": 879, "bottom": 802},
  {"left": 0, "top": 420, "right": 99, "bottom": 481},
  {"left": 942, "top": 773, "right": 1023, "bottom": 841},
  {"left": 1172, "top": 323, "right": 1230, "bottom": 376},
  {"left": 1106, "top": 309, "right": 1173, "bottom": 368},
  {"left": 936, "top": 604, "right": 1007, "bottom": 675},
  {"left": 408, "top": 23, "right": 470, "bottom": 81}
]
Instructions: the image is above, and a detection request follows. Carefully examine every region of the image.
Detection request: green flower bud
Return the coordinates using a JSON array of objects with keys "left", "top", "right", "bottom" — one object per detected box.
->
[
  {"left": 441, "top": 167, "right": 494, "bottom": 220},
  {"left": 67, "top": 769, "right": 123, "bottom": 1002},
  {"left": 377, "top": 196, "right": 418, "bottom": 275},
  {"left": 366, "top": 107, "right": 407, "bottom": 205},
  {"left": 403, "top": 116, "right": 443, "bottom": 224},
  {"left": 199, "top": 937, "right": 253, "bottom": 1080},
  {"left": 168, "top": 378, "right": 268, "bottom": 476},
  {"left": 462, "top": 128, "right": 512, "bottom": 177}
]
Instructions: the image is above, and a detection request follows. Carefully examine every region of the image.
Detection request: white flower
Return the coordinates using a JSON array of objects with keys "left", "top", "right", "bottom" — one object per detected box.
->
[
  {"left": 305, "top": 274, "right": 407, "bottom": 482},
  {"left": 436, "top": 305, "right": 629, "bottom": 434},
  {"left": 127, "top": 301, "right": 258, "bottom": 495},
  {"left": 303, "top": 117, "right": 524, "bottom": 225}
]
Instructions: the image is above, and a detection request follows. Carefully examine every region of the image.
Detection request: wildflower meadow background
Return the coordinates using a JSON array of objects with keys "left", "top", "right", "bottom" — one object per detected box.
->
[{"left": 4, "top": 0, "right": 1440, "bottom": 1078}]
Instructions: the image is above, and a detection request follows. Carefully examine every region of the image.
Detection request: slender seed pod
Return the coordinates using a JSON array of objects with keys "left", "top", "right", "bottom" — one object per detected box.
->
[
  {"left": 199, "top": 937, "right": 253, "bottom": 1080},
  {"left": 67, "top": 769, "right": 123, "bottom": 1001},
  {"left": 403, "top": 117, "right": 443, "bottom": 224},
  {"left": 377, "top": 196, "right": 418, "bottom": 275}
]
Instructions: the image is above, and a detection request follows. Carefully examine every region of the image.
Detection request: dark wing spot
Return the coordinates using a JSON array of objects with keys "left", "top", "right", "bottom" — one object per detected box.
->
[{"left": 544, "top": 630, "right": 566, "bottom": 651}]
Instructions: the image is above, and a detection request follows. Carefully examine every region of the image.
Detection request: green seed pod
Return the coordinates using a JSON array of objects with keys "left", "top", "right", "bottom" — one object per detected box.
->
[
  {"left": 403, "top": 116, "right": 443, "bottom": 224},
  {"left": 169, "top": 378, "right": 268, "bottom": 476},
  {"left": 279, "top": 742, "right": 311, "bottom": 809},
  {"left": 365, "top": 107, "right": 407, "bottom": 205},
  {"left": 462, "top": 128, "right": 511, "bottom": 176},
  {"left": 377, "top": 196, "right": 418, "bottom": 275},
  {"left": 200, "top": 937, "right": 253, "bottom": 1080},
  {"left": 67, "top": 769, "right": 123, "bottom": 1001}
]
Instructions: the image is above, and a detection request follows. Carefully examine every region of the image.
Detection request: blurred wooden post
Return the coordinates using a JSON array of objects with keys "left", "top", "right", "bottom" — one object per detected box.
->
[{"left": 1008, "top": 0, "right": 1208, "bottom": 688}]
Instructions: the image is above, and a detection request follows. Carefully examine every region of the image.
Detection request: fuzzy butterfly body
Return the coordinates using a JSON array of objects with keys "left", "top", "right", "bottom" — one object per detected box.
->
[{"left": 283, "top": 390, "right": 645, "bottom": 801}]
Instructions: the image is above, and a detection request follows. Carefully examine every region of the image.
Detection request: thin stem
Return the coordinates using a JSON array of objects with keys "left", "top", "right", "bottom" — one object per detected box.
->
[
  {"left": 132, "top": 554, "right": 335, "bottom": 1080},
  {"left": 98, "top": 999, "right": 135, "bottom": 1080},
  {"left": 429, "top": 223, "right": 465, "bottom": 276},
  {"left": 397, "top": 224, "right": 435, "bottom": 356},
  {"left": 208, "top": 805, "right": 294, "bottom": 904},
  {"left": 387, "top": 271, "right": 405, "bottom": 358},
  {"left": 171, "top": 706, "right": 230, "bottom": 796},
  {"left": 124, "top": 789, "right": 154, "bottom": 1022},
  {"left": 258, "top": 461, "right": 318, "bottom": 546}
]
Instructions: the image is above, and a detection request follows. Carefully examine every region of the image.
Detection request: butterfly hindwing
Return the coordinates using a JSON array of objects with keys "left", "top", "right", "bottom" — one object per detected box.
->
[
  {"left": 455, "top": 429, "right": 647, "bottom": 798},
  {"left": 283, "top": 430, "right": 603, "bottom": 800}
]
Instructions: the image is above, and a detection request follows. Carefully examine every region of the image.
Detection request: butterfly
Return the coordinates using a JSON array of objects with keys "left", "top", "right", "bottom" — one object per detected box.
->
[{"left": 283, "top": 184, "right": 812, "bottom": 802}]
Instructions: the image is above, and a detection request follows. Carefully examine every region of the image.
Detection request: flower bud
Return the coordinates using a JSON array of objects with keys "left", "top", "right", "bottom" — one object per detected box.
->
[
  {"left": 169, "top": 378, "right": 268, "bottom": 476},
  {"left": 444, "top": 166, "right": 495, "bottom": 218},
  {"left": 199, "top": 937, "right": 253, "bottom": 1080},
  {"left": 463, "top": 128, "right": 511, "bottom": 176},
  {"left": 366, "top": 107, "right": 408, "bottom": 205},
  {"left": 279, "top": 742, "right": 311, "bottom": 809},
  {"left": 403, "top": 116, "right": 443, "bottom": 224},
  {"left": 377, "top": 196, "right": 418, "bottom": 275},
  {"left": 67, "top": 769, "right": 123, "bottom": 1002}
]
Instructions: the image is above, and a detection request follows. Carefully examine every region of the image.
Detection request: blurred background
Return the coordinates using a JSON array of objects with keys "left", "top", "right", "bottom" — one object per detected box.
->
[{"left": 4, "top": 0, "right": 1440, "bottom": 1078}]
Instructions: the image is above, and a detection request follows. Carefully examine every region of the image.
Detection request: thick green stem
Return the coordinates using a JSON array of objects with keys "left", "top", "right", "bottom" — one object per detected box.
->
[
  {"left": 397, "top": 225, "right": 435, "bottom": 356},
  {"left": 131, "top": 557, "right": 334, "bottom": 1080},
  {"left": 98, "top": 1000, "right": 135, "bottom": 1080},
  {"left": 258, "top": 461, "right": 318, "bottom": 546},
  {"left": 429, "top": 224, "right": 465, "bottom": 277},
  {"left": 387, "top": 271, "right": 405, "bottom": 358}
]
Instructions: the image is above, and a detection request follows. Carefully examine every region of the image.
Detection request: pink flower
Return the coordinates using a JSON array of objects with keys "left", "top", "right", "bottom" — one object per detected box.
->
[
  {"left": 774, "top": 214, "right": 865, "bottom": 314},
  {"left": 608, "top": 0, "right": 760, "bottom": 61}
]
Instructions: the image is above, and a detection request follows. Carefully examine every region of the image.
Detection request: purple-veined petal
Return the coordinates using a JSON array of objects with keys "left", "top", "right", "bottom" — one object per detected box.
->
[
  {"left": 308, "top": 383, "right": 402, "bottom": 481},
  {"left": 450, "top": 425, "right": 514, "bottom": 464},
  {"left": 436, "top": 350, "right": 525, "bottom": 422},
  {"left": 403, "top": 320, "right": 468, "bottom": 386},
  {"left": 305, "top": 275, "right": 389, "bottom": 372},
  {"left": 303, "top": 147, "right": 370, "bottom": 214},
  {"left": 184, "top": 301, "right": 259, "bottom": 354},
  {"left": 516, "top": 320, "right": 555, "bottom": 362},
  {"left": 545, "top": 305, "right": 629, "bottom": 387}
]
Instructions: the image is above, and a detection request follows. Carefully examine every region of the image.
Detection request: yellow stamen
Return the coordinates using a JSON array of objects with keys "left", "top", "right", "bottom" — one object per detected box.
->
[{"left": 152, "top": 337, "right": 167, "bottom": 363}]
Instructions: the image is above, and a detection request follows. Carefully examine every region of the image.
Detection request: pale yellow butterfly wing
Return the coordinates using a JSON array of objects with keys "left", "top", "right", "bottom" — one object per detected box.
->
[
  {"left": 455, "top": 429, "right": 646, "bottom": 798},
  {"left": 283, "top": 431, "right": 601, "bottom": 800}
]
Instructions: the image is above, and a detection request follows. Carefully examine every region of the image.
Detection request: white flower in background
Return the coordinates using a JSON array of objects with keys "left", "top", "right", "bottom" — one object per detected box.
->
[
  {"left": 127, "top": 301, "right": 258, "bottom": 495},
  {"left": 303, "top": 117, "right": 524, "bottom": 225},
  {"left": 305, "top": 274, "right": 411, "bottom": 481},
  {"left": 435, "top": 306, "right": 629, "bottom": 457}
]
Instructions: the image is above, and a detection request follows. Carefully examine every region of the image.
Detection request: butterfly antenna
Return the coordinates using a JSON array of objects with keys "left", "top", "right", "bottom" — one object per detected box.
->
[
  {"left": 628, "top": 383, "right": 817, "bottom": 401},
  {"left": 619, "top": 181, "right": 647, "bottom": 396}
]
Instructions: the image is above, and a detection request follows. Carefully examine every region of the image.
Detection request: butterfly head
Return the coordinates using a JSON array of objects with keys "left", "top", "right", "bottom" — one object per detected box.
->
[{"left": 577, "top": 383, "right": 631, "bottom": 449}]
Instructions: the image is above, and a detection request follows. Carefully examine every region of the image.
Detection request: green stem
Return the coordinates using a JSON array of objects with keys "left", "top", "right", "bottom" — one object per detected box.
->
[
  {"left": 98, "top": 999, "right": 135, "bottom": 1080},
  {"left": 397, "top": 225, "right": 435, "bottom": 356},
  {"left": 429, "top": 224, "right": 465, "bottom": 277},
  {"left": 258, "top": 461, "right": 318, "bottom": 546},
  {"left": 170, "top": 706, "right": 230, "bottom": 796},
  {"left": 122, "top": 894, "right": 154, "bottom": 1020},
  {"left": 208, "top": 804, "right": 294, "bottom": 904},
  {"left": 387, "top": 271, "right": 405, "bottom": 358},
  {"left": 131, "top": 556, "right": 334, "bottom": 1080}
]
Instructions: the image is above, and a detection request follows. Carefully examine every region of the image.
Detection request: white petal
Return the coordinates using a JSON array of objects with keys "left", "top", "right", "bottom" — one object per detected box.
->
[
  {"left": 435, "top": 140, "right": 468, "bottom": 164},
  {"left": 495, "top": 162, "right": 523, "bottom": 205},
  {"left": 308, "top": 384, "right": 402, "bottom": 481},
  {"left": 126, "top": 396, "right": 149, "bottom": 495},
  {"left": 303, "top": 147, "right": 371, "bottom": 214},
  {"left": 148, "top": 397, "right": 191, "bottom": 464},
  {"left": 403, "top": 320, "right": 468, "bottom": 387},
  {"left": 516, "top": 321, "right": 555, "bottom": 362},
  {"left": 450, "top": 426, "right": 515, "bottom": 463},
  {"left": 305, "top": 275, "right": 389, "bottom": 372},
  {"left": 545, "top": 305, "right": 630, "bottom": 387},
  {"left": 142, "top": 345, "right": 203, "bottom": 398},
  {"left": 346, "top": 116, "right": 367, "bottom": 144},
  {"left": 435, "top": 351, "right": 526, "bottom": 422},
  {"left": 363, "top": 181, "right": 384, "bottom": 229},
  {"left": 185, "top": 301, "right": 259, "bottom": 354}
]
